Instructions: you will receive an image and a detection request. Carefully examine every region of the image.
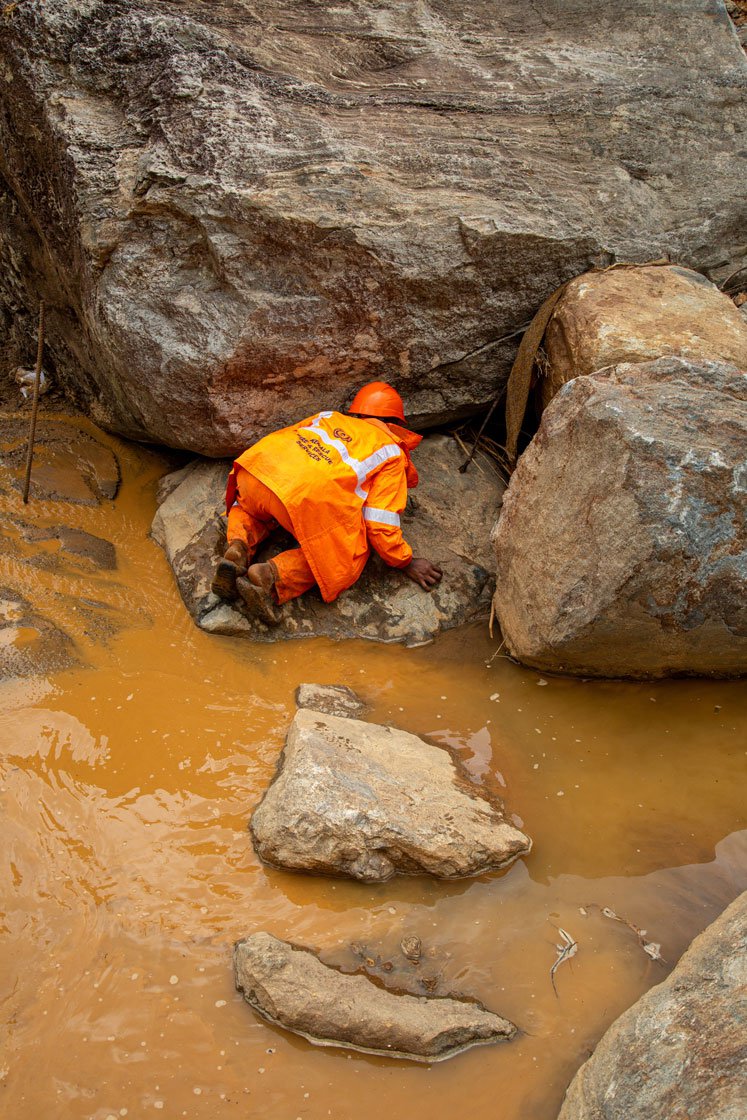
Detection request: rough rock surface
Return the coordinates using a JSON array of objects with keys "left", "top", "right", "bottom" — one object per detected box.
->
[
  {"left": 250, "top": 709, "right": 531, "bottom": 881},
  {"left": 234, "top": 931, "right": 516, "bottom": 1061},
  {"left": 1, "top": 1, "right": 746, "bottom": 454},
  {"left": 295, "top": 683, "right": 366, "bottom": 719},
  {"left": 558, "top": 890, "right": 747, "bottom": 1120},
  {"left": 492, "top": 357, "right": 747, "bottom": 679},
  {"left": 539, "top": 264, "right": 747, "bottom": 408},
  {"left": 151, "top": 434, "right": 503, "bottom": 645}
]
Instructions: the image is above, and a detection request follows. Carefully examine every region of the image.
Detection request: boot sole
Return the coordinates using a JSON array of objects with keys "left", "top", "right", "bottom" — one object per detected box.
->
[
  {"left": 236, "top": 577, "right": 282, "bottom": 626},
  {"left": 211, "top": 559, "right": 239, "bottom": 600}
]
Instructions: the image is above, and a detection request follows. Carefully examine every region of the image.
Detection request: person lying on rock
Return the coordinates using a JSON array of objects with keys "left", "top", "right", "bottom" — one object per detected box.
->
[{"left": 211, "top": 381, "right": 443, "bottom": 625}]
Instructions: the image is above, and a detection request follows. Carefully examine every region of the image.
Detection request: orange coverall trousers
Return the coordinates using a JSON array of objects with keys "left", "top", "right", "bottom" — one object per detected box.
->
[{"left": 226, "top": 466, "right": 316, "bottom": 604}]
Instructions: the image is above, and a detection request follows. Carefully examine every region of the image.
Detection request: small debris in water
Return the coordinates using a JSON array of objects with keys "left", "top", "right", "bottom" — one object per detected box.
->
[
  {"left": 169, "top": 975, "right": 179, "bottom": 985},
  {"left": 589, "top": 904, "right": 667, "bottom": 964},
  {"left": 400, "top": 935, "right": 422, "bottom": 963},
  {"left": 550, "top": 927, "right": 578, "bottom": 996}
]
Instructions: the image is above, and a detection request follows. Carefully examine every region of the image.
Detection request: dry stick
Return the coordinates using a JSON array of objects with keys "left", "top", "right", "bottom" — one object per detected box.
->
[
  {"left": 718, "top": 264, "right": 747, "bottom": 292},
  {"left": 455, "top": 321, "right": 533, "bottom": 474},
  {"left": 458, "top": 393, "right": 503, "bottom": 474},
  {"left": 22, "top": 299, "right": 45, "bottom": 505}
]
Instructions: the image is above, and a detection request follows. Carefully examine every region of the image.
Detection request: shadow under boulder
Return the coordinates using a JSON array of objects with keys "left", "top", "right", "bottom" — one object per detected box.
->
[{"left": 152, "top": 434, "right": 503, "bottom": 645}]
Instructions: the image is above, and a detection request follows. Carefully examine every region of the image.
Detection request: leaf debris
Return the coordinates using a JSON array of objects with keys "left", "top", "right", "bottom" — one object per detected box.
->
[
  {"left": 590, "top": 904, "right": 667, "bottom": 964},
  {"left": 550, "top": 926, "right": 578, "bottom": 996}
]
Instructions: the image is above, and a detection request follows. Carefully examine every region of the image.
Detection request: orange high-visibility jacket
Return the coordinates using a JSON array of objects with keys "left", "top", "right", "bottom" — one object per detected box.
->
[{"left": 225, "top": 411, "right": 422, "bottom": 603}]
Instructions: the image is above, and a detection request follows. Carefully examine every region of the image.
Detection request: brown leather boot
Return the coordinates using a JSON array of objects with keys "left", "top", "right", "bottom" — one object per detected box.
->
[
  {"left": 211, "top": 541, "right": 249, "bottom": 600},
  {"left": 223, "top": 540, "right": 248, "bottom": 571},
  {"left": 236, "top": 562, "right": 281, "bottom": 626}
]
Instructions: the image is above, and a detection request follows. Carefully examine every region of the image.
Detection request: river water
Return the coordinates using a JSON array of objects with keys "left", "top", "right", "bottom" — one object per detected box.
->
[{"left": 1, "top": 415, "right": 746, "bottom": 1120}]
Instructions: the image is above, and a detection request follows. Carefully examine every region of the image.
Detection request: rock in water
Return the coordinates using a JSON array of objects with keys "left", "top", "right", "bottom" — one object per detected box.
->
[
  {"left": 233, "top": 932, "right": 516, "bottom": 1062},
  {"left": 558, "top": 890, "right": 747, "bottom": 1120},
  {"left": 1, "top": 2, "right": 746, "bottom": 453},
  {"left": 295, "top": 683, "right": 366, "bottom": 719},
  {"left": 151, "top": 434, "right": 503, "bottom": 645},
  {"left": 0, "top": 588, "right": 80, "bottom": 680},
  {"left": 539, "top": 264, "right": 747, "bottom": 410},
  {"left": 250, "top": 709, "right": 531, "bottom": 881},
  {"left": 493, "top": 357, "right": 747, "bottom": 679}
]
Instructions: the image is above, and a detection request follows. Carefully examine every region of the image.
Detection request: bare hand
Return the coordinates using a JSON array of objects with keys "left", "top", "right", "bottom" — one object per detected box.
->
[{"left": 404, "top": 557, "right": 443, "bottom": 591}]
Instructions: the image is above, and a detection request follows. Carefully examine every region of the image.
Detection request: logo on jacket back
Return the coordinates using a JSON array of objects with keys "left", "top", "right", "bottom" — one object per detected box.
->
[{"left": 333, "top": 428, "right": 352, "bottom": 443}]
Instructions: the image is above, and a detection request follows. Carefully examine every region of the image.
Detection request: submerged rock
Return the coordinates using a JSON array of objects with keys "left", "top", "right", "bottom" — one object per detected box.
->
[
  {"left": 2, "top": 1, "right": 746, "bottom": 452},
  {"left": 0, "top": 416, "right": 120, "bottom": 505},
  {"left": 250, "top": 708, "right": 531, "bottom": 881},
  {"left": 152, "top": 434, "right": 503, "bottom": 645},
  {"left": 493, "top": 357, "right": 747, "bottom": 679},
  {"left": 234, "top": 932, "right": 516, "bottom": 1062},
  {"left": 295, "top": 683, "right": 366, "bottom": 719},
  {"left": 22, "top": 525, "right": 117, "bottom": 570},
  {"left": 0, "top": 588, "right": 79, "bottom": 680},
  {"left": 539, "top": 264, "right": 747, "bottom": 410},
  {"left": 558, "top": 890, "right": 747, "bottom": 1120}
]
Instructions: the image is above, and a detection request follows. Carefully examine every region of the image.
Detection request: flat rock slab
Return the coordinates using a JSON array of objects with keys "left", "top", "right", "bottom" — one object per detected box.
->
[
  {"left": 250, "top": 709, "right": 531, "bottom": 881},
  {"left": 19, "top": 525, "right": 117, "bottom": 570},
  {"left": 558, "top": 890, "right": 747, "bottom": 1120},
  {"left": 493, "top": 357, "right": 747, "bottom": 678},
  {"left": 295, "top": 683, "right": 366, "bottom": 719},
  {"left": 151, "top": 434, "right": 503, "bottom": 645},
  {"left": 234, "top": 932, "right": 516, "bottom": 1062},
  {"left": 2, "top": 2, "right": 745, "bottom": 454}
]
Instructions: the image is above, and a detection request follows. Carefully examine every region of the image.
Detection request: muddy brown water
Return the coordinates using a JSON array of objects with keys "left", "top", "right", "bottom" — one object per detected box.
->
[{"left": 1, "top": 415, "right": 746, "bottom": 1119}]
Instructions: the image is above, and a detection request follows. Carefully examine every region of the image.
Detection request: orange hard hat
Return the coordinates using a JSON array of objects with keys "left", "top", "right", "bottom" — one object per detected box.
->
[{"left": 348, "top": 381, "right": 406, "bottom": 423}]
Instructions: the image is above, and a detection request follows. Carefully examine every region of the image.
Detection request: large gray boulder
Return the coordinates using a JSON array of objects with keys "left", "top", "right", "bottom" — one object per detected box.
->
[
  {"left": 151, "top": 434, "right": 503, "bottom": 645},
  {"left": 1, "top": 1, "right": 745, "bottom": 454},
  {"left": 234, "top": 932, "right": 516, "bottom": 1061},
  {"left": 250, "top": 708, "right": 531, "bottom": 881},
  {"left": 558, "top": 890, "right": 747, "bottom": 1120},
  {"left": 493, "top": 357, "right": 747, "bottom": 679}
]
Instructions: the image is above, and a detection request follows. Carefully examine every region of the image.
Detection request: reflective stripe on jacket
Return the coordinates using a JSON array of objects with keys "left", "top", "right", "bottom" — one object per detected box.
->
[{"left": 225, "top": 411, "right": 422, "bottom": 602}]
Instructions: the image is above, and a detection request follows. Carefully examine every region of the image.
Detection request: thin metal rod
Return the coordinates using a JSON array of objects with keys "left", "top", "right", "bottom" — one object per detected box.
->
[{"left": 22, "top": 299, "right": 45, "bottom": 505}]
